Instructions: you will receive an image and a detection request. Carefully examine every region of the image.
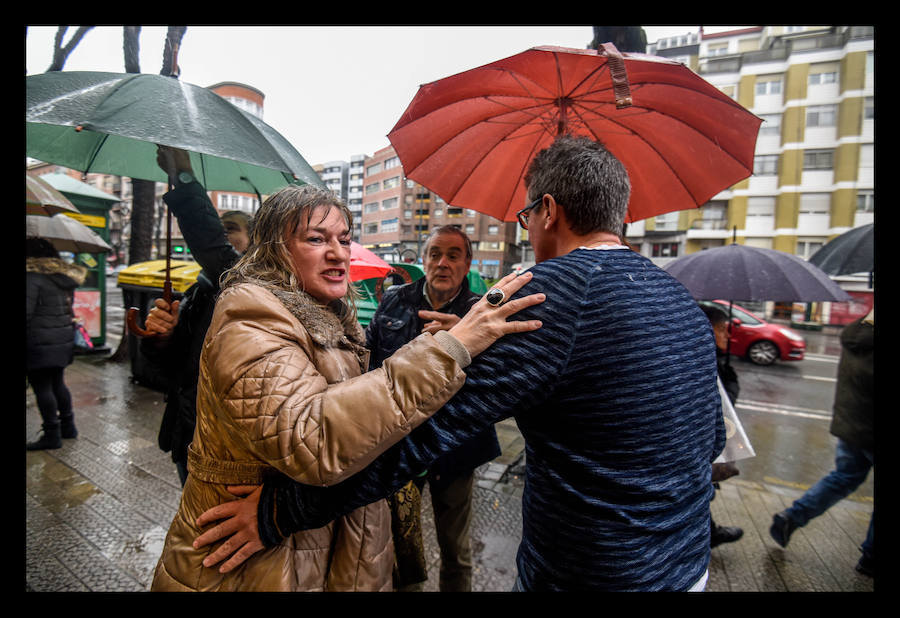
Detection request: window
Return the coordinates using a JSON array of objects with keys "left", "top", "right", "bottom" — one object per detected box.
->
[
  {"left": 366, "top": 162, "right": 382, "bottom": 176},
  {"left": 745, "top": 197, "right": 775, "bottom": 233},
  {"left": 654, "top": 212, "right": 678, "bottom": 231},
  {"left": 432, "top": 209, "right": 442, "bottom": 218},
  {"left": 365, "top": 182, "right": 380, "bottom": 195},
  {"left": 798, "top": 193, "right": 831, "bottom": 228},
  {"left": 384, "top": 156, "right": 400, "bottom": 170},
  {"left": 727, "top": 305, "right": 761, "bottom": 325},
  {"left": 364, "top": 202, "right": 379, "bottom": 214},
  {"left": 756, "top": 76, "right": 782, "bottom": 95},
  {"left": 803, "top": 149, "right": 834, "bottom": 170},
  {"left": 864, "top": 97, "right": 874, "bottom": 120},
  {"left": 754, "top": 155, "right": 778, "bottom": 175},
  {"left": 487, "top": 225, "right": 499, "bottom": 235},
  {"left": 694, "top": 201, "right": 727, "bottom": 230},
  {"left": 809, "top": 71, "right": 837, "bottom": 86},
  {"left": 381, "top": 218, "right": 398, "bottom": 233},
  {"left": 651, "top": 243, "right": 679, "bottom": 257},
  {"left": 796, "top": 239, "right": 824, "bottom": 260},
  {"left": 708, "top": 42, "right": 729, "bottom": 56},
  {"left": 759, "top": 114, "right": 781, "bottom": 135},
  {"left": 465, "top": 224, "right": 475, "bottom": 234},
  {"left": 856, "top": 191, "right": 874, "bottom": 213},
  {"left": 806, "top": 105, "right": 836, "bottom": 127},
  {"left": 382, "top": 176, "right": 400, "bottom": 190},
  {"left": 382, "top": 197, "right": 398, "bottom": 210},
  {"left": 364, "top": 222, "right": 378, "bottom": 234},
  {"left": 466, "top": 209, "right": 477, "bottom": 218},
  {"left": 404, "top": 209, "right": 413, "bottom": 219}
]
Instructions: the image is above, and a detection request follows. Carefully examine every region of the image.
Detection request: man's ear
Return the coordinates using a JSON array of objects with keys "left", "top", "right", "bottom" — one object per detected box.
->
[{"left": 543, "top": 194, "right": 559, "bottom": 230}]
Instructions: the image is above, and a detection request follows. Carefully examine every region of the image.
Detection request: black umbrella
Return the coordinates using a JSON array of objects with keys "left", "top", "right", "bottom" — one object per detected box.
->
[
  {"left": 808, "top": 223, "right": 873, "bottom": 284},
  {"left": 663, "top": 243, "right": 851, "bottom": 303},
  {"left": 664, "top": 243, "right": 850, "bottom": 364}
]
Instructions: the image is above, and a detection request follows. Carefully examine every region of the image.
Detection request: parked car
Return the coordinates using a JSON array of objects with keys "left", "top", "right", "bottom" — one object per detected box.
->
[{"left": 699, "top": 300, "right": 806, "bottom": 366}]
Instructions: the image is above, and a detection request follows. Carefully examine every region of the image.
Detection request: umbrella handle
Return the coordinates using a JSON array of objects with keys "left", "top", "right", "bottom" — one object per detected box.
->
[
  {"left": 126, "top": 262, "right": 174, "bottom": 338},
  {"left": 598, "top": 43, "right": 632, "bottom": 108}
]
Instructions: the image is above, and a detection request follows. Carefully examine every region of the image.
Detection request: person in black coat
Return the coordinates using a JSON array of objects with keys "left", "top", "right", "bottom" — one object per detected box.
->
[
  {"left": 366, "top": 226, "right": 501, "bottom": 591},
  {"left": 26, "top": 237, "right": 88, "bottom": 450},
  {"left": 139, "top": 146, "right": 251, "bottom": 485}
]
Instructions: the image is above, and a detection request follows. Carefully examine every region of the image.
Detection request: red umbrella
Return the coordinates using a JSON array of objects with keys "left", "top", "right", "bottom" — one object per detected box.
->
[
  {"left": 350, "top": 241, "right": 393, "bottom": 281},
  {"left": 387, "top": 44, "right": 762, "bottom": 224}
]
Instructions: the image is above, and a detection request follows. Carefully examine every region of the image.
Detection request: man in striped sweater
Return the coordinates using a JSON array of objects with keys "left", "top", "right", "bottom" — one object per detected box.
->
[{"left": 196, "top": 135, "right": 726, "bottom": 591}]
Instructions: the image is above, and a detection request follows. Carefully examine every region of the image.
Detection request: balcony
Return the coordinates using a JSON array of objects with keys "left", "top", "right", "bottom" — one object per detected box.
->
[{"left": 685, "top": 217, "right": 731, "bottom": 240}]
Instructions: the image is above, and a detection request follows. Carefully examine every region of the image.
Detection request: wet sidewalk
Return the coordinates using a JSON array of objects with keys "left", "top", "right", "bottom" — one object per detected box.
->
[{"left": 25, "top": 354, "right": 873, "bottom": 592}]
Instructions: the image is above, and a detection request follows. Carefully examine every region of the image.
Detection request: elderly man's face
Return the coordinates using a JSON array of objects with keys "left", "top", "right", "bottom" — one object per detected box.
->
[{"left": 423, "top": 233, "right": 471, "bottom": 305}]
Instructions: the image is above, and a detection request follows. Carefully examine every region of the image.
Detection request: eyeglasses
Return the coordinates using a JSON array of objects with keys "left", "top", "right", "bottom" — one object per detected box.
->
[{"left": 516, "top": 197, "right": 542, "bottom": 230}]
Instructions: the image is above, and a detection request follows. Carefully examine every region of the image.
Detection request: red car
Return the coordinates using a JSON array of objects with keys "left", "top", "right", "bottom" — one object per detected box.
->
[{"left": 700, "top": 300, "right": 806, "bottom": 366}]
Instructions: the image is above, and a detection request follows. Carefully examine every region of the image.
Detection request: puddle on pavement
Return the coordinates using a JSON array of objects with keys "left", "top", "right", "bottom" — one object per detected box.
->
[
  {"left": 26, "top": 452, "right": 102, "bottom": 513},
  {"left": 117, "top": 526, "right": 167, "bottom": 559}
]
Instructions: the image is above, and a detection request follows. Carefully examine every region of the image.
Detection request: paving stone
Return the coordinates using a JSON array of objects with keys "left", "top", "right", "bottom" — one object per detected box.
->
[{"left": 25, "top": 356, "right": 875, "bottom": 592}]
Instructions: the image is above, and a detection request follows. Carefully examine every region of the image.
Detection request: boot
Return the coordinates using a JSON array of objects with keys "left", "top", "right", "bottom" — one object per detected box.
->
[
  {"left": 26, "top": 424, "right": 62, "bottom": 450},
  {"left": 770, "top": 511, "right": 798, "bottom": 548},
  {"left": 711, "top": 524, "right": 744, "bottom": 547},
  {"left": 59, "top": 414, "right": 78, "bottom": 439}
]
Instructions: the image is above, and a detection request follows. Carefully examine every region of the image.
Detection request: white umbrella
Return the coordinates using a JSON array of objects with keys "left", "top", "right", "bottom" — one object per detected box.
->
[
  {"left": 26, "top": 214, "right": 111, "bottom": 254},
  {"left": 26, "top": 174, "right": 81, "bottom": 217}
]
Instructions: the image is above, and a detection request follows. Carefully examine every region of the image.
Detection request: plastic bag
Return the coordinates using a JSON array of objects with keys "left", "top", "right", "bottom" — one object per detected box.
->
[
  {"left": 73, "top": 321, "right": 94, "bottom": 351},
  {"left": 714, "top": 376, "right": 755, "bottom": 463}
]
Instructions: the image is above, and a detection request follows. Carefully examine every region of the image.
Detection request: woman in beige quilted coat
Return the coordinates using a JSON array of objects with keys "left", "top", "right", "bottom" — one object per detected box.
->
[{"left": 150, "top": 185, "right": 542, "bottom": 591}]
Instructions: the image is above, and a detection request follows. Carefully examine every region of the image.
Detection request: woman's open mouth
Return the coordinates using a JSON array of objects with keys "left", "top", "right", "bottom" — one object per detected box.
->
[{"left": 321, "top": 268, "right": 346, "bottom": 281}]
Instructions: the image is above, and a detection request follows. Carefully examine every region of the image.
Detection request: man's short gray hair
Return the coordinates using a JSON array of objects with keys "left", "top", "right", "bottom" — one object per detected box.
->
[
  {"left": 524, "top": 135, "right": 631, "bottom": 236},
  {"left": 423, "top": 225, "right": 473, "bottom": 261}
]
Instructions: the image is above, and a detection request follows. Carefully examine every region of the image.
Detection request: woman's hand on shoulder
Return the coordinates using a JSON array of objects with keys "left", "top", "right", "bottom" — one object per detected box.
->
[{"left": 447, "top": 271, "right": 544, "bottom": 359}]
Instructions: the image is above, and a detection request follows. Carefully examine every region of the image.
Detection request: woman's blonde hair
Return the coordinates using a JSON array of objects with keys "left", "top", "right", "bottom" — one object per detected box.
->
[{"left": 222, "top": 184, "right": 359, "bottom": 313}]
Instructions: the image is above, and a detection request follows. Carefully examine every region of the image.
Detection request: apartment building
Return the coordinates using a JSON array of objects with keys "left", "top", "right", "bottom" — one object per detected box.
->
[
  {"left": 205, "top": 82, "right": 264, "bottom": 218},
  {"left": 642, "top": 25, "right": 875, "bottom": 324},
  {"left": 358, "top": 145, "right": 519, "bottom": 278}
]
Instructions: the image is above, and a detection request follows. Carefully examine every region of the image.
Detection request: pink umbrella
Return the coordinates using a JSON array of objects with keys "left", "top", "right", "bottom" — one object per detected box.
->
[{"left": 350, "top": 241, "right": 393, "bottom": 282}]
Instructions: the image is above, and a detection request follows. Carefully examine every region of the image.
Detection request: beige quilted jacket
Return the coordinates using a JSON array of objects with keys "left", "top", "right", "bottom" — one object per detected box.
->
[{"left": 151, "top": 282, "right": 467, "bottom": 591}]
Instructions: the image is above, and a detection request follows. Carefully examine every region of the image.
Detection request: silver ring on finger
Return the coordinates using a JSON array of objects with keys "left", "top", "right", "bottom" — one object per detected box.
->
[{"left": 485, "top": 288, "right": 506, "bottom": 307}]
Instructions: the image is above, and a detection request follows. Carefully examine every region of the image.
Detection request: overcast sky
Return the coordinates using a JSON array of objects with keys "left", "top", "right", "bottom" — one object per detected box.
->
[{"left": 26, "top": 25, "right": 728, "bottom": 167}]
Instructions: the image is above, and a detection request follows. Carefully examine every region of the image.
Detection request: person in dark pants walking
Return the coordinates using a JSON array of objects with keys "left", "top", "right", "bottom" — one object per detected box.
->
[
  {"left": 366, "top": 225, "right": 500, "bottom": 591},
  {"left": 26, "top": 237, "right": 88, "bottom": 450},
  {"left": 770, "top": 309, "right": 874, "bottom": 577}
]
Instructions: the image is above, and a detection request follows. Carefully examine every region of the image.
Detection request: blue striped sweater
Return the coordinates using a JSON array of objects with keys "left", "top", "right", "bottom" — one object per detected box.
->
[{"left": 260, "top": 248, "right": 726, "bottom": 591}]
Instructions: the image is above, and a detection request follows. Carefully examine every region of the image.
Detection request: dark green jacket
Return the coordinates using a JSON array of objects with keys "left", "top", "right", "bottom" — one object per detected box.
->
[{"left": 830, "top": 315, "right": 874, "bottom": 452}]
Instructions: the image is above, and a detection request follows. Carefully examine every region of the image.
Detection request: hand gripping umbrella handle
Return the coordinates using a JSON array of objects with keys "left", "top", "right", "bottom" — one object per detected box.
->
[
  {"left": 126, "top": 279, "right": 172, "bottom": 338},
  {"left": 126, "top": 197, "right": 174, "bottom": 338},
  {"left": 598, "top": 42, "right": 633, "bottom": 109}
]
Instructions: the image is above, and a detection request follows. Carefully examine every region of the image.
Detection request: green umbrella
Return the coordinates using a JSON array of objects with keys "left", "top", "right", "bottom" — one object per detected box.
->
[
  {"left": 26, "top": 70, "right": 324, "bottom": 337},
  {"left": 26, "top": 71, "right": 323, "bottom": 195}
]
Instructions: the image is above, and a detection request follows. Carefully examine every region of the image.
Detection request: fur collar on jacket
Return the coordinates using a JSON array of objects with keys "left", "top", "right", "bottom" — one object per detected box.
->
[
  {"left": 26, "top": 257, "right": 88, "bottom": 286},
  {"left": 229, "top": 277, "right": 368, "bottom": 369}
]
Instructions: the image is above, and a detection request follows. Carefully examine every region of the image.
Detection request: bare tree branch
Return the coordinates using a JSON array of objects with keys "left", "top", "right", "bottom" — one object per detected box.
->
[
  {"left": 123, "top": 26, "right": 141, "bottom": 73},
  {"left": 46, "top": 25, "right": 94, "bottom": 72},
  {"left": 160, "top": 26, "right": 187, "bottom": 77}
]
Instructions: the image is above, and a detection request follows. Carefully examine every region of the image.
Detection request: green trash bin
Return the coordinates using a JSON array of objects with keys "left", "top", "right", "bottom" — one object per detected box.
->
[{"left": 117, "top": 259, "right": 201, "bottom": 392}]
